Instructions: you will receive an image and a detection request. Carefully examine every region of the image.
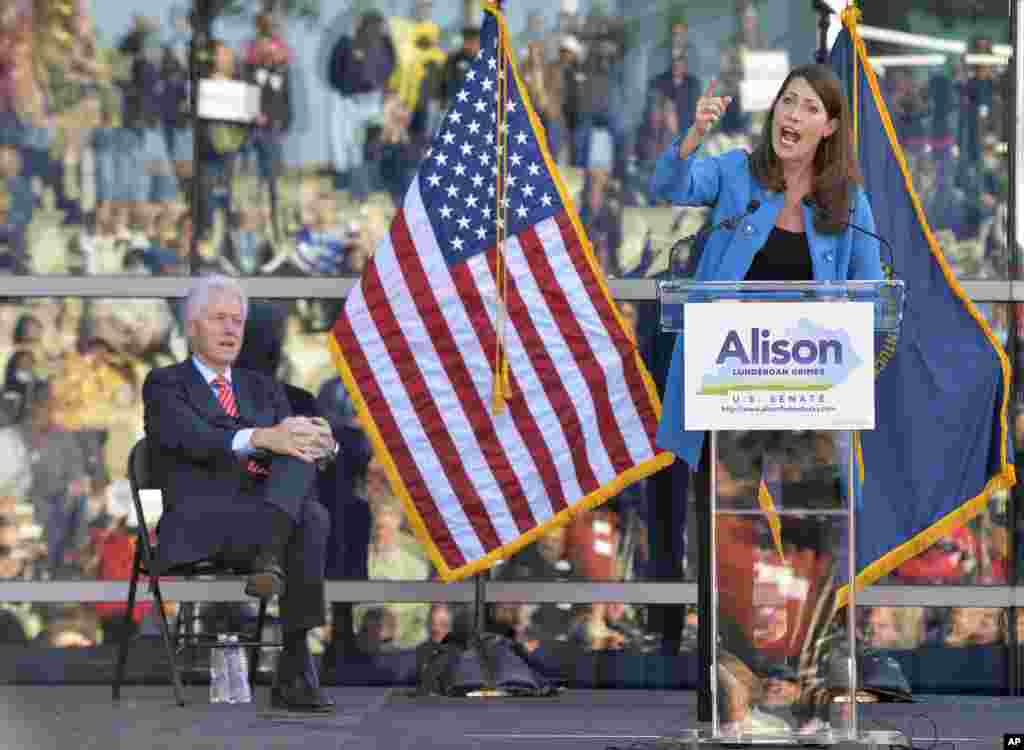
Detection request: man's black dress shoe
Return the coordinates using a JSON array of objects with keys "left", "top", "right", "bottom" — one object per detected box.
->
[
  {"left": 244, "top": 556, "right": 285, "bottom": 599},
  {"left": 270, "top": 672, "right": 335, "bottom": 713}
]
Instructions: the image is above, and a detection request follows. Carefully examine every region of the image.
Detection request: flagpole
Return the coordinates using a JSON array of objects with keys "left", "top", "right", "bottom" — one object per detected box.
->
[
  {"left": 812, "top": 0, "right": 832, "bottom": 64},
  {"left": 480, "top": 0, "right": 499, "bottom": 636},
  {"left": 189, "top": 0, "right": 213, "bottom": 272},
  {"left": 1007, "top": 0, "right": 1021, "bottom": 699},
  {"left": 407, "top": 0, "right": 559, "bottom": 698},
  {"left": 476, "top": 0, "right": 496, "bottom": 647}
]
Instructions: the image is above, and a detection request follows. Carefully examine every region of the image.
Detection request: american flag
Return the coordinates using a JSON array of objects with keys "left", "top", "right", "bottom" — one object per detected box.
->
[{"left": 329, "top": 3, "right": 672, "bottom": 581}]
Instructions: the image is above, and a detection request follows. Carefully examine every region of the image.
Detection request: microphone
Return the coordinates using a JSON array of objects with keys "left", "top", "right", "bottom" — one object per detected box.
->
[
  {"left": 669, "top": 199, "right": 761, "bottom": 277},
  {"left": 801, "top": 196, "right": 896, "bottom": 274}
]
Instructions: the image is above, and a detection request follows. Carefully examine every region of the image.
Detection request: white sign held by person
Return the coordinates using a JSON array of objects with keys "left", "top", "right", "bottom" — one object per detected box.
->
[
  {"left": 197, "top": 79, "right": 261, "bottom": 123},
  {"left": 740, "top": 49, "right": 790, "bottom": 112},
  {"left": 683, "top": 301, "right": 874, "bottom": 430}
]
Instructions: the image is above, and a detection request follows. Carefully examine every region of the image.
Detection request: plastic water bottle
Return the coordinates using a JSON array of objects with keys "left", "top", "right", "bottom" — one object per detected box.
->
[
  {"left": 226, "top": 634, "right": 252, "bottom": 704},
  {"left": 210, "top": 633, "right": 230, "bottom": 703}
]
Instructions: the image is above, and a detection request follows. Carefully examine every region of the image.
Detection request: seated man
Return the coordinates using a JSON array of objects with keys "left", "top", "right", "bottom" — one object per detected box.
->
[{"left": 142, "top": 275, "right": 337, "bottom": 712}]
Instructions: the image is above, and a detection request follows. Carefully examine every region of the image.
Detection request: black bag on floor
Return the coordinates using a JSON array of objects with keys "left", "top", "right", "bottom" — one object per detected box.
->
[{"left": 416, "top": 632, "right": 560, "bottom": 697}]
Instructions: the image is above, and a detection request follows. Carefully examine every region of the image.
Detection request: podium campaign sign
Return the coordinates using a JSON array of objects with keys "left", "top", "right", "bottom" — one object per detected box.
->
[{"left": 683, "top": 301, "right": 874, "bottom": 431}]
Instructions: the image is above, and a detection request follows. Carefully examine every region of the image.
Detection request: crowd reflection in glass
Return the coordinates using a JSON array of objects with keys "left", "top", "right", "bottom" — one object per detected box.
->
[{"left": 0, "top": 1, "right": 1017, "bottom": 701}]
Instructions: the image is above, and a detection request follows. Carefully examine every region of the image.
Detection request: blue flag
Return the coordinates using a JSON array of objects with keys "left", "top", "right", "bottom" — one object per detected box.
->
[{"left": 829, "top": 8, "right": 1016, "bottom": 605}]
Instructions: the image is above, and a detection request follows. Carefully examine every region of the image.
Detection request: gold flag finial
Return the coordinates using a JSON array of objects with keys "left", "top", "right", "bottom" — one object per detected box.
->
[{"left": 841, "top": 3, "right": 862, "bottom": 28}]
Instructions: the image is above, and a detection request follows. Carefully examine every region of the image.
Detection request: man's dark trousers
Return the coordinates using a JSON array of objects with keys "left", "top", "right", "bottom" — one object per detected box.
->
[{"left": 143, "top": 361, "right": 330, "bottom": 634}]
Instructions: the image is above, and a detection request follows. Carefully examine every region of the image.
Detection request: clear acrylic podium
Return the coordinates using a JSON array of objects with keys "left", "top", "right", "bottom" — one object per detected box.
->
[{"left": 658, "top": 280, "right": 907, "bottom": 748}]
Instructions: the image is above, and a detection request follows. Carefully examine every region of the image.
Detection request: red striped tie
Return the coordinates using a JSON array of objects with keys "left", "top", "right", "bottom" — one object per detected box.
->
[{"left": 213, "top": 375, "right": 270, "bottom": 477}]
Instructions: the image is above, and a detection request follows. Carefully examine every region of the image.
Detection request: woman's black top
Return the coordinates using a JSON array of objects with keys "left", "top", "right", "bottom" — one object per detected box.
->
[{"left": 744, "top": 226, "right": 813, "bottom": 281}]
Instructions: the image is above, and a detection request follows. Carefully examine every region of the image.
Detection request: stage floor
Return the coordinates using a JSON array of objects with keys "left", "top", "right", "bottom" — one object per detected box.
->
[{"left": 0, "top": 687, "right": 1017, "bottom": 750}]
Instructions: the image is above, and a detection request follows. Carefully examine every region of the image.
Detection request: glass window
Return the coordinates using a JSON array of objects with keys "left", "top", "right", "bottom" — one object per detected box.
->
[
  {"left": 0, "top": 601, "right": 45, "bottom": 645},
  {"left": 1, "top": 2, "right": 1011, "bottom": 281},
  {"left": 0, "top": 295, "right": 667, "bottom": 585},
  {"left": 0, "top": 296, "right": 156, "bottom": 581},
  {"left": 0, "top": 0, "right": 1017, "bottom": 697},
  {"left": 0, "top": 296, "right": 412, "bottom": 584},
  {"left": 1, "top": 4, "right": 193, "bottom": 275},
  {"left": 0, "top": 599, "right": 1012, "bottom": 695},
  {"left": 857, "top": 606, "right": 1009, "bottom": 696},
  {"left": 859, "top": 3, "right": 1011, "bottom": 280},
  {"left": 866, "top": 303, "right": 1015, "bottom": 586},
  {"left": 328, "top": 600, "right": 690, "bottom": 689}
]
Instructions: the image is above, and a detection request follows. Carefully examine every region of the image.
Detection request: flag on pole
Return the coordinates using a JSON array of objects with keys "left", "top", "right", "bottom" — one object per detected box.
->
[
  {"left": 329, "top": 2, "right": 672, "bottom": 582},
  {"left": 830, "top": 6, "right": 1016, "bottom": 606}
]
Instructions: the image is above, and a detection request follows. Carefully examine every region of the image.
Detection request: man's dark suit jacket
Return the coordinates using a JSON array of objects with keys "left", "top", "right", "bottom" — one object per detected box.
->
[{"left": 142, "top": 359, "right": 317, "bottom": 573}]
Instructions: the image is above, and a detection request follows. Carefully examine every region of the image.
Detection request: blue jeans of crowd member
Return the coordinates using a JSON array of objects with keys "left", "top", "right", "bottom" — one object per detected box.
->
[
  {"left": 44, "top": 492, "right": 89, "bottom": 576},
  {"left": 0, "top": 224, "right": 28, "bottom": 275},
  {"left": 1, "top": 171, "right": 33, "bottom": 274},
  {"left": 198, "top": 153, "right": 236, "bottom": 237},
  {"left": 163, "top": 124, "right": 194, "bottom": 164},
  {"left": 573, "top": 112, "right": 626, "bottom": 172},
  {"left": 19, "top": 146, "right": 77, "bottom": 216},
  {"left": 377, "top": 143, "right": 415, "bottom": 206},
  {"left": 540, "top": 117, "right": 564, "bottom": 164},
  {"left": 6, "top": 118, "right": 81, "bottom": 222},
  {"left": 243, "top": 134, "right": 283, "bottom": 183},
  {"left": 243, "top": 133, "right": 284, "bottom": 238},
  {"left": 121, "top": 128, "right": 179, "bottom": 204}
]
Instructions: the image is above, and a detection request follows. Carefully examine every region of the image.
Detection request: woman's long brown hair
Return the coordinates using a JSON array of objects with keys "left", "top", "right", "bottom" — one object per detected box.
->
[{"left": 749, "top": 63, "right": 861, "bottom": 235}]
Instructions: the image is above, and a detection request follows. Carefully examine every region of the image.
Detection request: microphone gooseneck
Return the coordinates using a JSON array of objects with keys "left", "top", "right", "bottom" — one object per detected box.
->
[{"left": 802, "top": 196, "right": 897, "bottom": 274}]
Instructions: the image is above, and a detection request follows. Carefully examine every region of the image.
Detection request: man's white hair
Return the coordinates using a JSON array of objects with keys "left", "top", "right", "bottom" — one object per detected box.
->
[{"left": 183, "top": 274, "right": 249, "bottom": 327}]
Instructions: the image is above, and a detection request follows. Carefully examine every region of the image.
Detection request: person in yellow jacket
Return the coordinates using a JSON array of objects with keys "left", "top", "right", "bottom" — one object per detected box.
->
[{"left": 387, "top": 19, "right": 446, "bottom": 136}]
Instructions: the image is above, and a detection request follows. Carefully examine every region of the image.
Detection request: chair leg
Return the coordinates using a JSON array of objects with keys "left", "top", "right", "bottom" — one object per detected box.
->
[
  {"left": 112, "top": 546, "right": 142, "bottom": 701},
  {"left": 151, "top": 578, "right": 186, "bottom": 707},
  {"left": 189, "top": 603, "right": 204, "bottom": 684},
  {"left": 178, "top": 602, "right": 196, "bottom": 686},
  {"left": 251, "top": 598, "right": 267, "bottom": 684},
  {"left": 173, "top": 602, "right": 187, "bottom": 686}
]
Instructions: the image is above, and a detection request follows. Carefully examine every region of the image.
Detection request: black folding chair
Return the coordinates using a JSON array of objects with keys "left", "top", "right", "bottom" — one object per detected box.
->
[{"left": 112, "top": 437, "right": 273, "bottom": 706}]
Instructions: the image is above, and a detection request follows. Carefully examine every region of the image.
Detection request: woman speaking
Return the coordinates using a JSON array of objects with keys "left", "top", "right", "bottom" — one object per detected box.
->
[
  {"left": 650, "top": 64, "right": 885, "bottom": 732},
  {"left": 653, "top": 63, "right": 884, "bottom": 463}
]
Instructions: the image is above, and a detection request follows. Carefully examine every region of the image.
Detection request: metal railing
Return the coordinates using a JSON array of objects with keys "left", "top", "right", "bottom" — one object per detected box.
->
[{"left": 2, "top": 580, "right": 1023, "bottom": 609}]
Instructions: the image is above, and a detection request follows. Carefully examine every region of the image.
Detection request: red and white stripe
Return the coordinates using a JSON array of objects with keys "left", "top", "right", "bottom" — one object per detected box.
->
[{"left": 334, "top": 178, "right": 661, "bottom": 576}]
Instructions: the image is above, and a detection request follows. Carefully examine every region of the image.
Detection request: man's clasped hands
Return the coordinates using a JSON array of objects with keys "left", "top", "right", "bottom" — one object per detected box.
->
[{"left": 253, "top": 416, "right": 336, "bottom": 464}]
